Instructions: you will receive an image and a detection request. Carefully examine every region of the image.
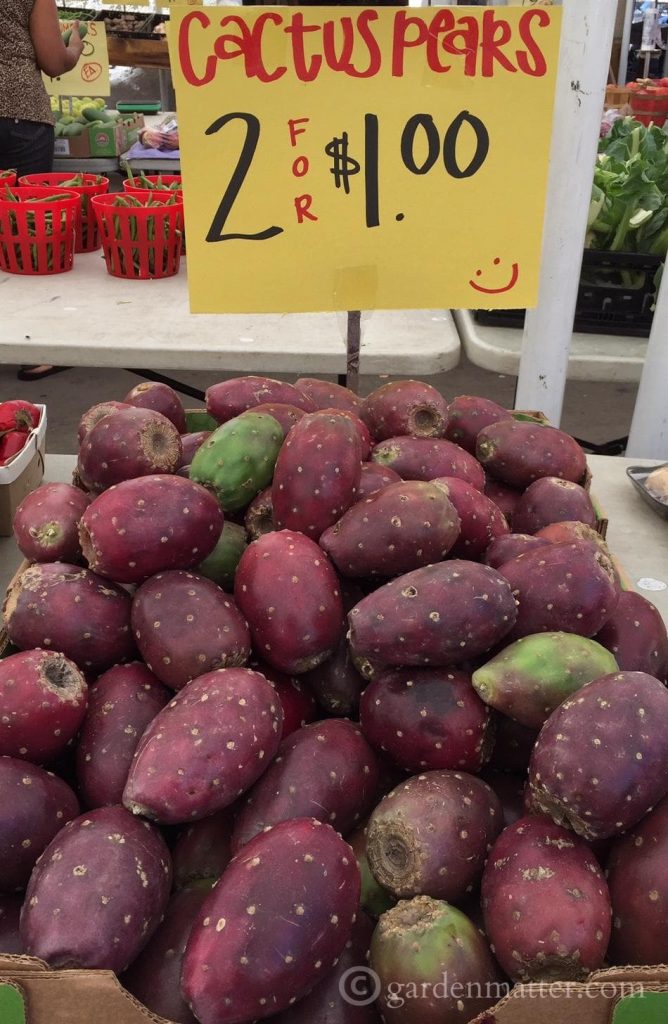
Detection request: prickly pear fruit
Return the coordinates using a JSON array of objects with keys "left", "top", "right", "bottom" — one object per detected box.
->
[
  {"left": 131, "top": 570, "right": 250, "bottom": 691},
  {"left": 77, "top": 407, "right": 183, "bottom": 493},
  {"left": 361, "top": 380, "right": 449, "bottom": 441},
  {"left": 122, "top": 880, "right": 214, "bottom": 1024},
  {"left": 172, "top": 810, "right": 234, "bottom": 889},
  {"left": 356, "top": 462, "right": 402, "bottom": 500},
  {"left": 512, "top": 477, "right": 597, "bottom": 534},
  {"left": 272, "top": 412, "right": 362, "bottom": 539},
  {"left": 500, "top": 541, "right": 619, "bottom": 641},
  {"left": 244, "top": 485, "right": 275, "bottom": 540},
  {"left": 0, "top": 757, "right": 79, "bottom": 891},
  {"left": 302, "top": 637, "right": 364, "bottom": 718},
  {"left": 244, "top": 402, "right": 305, "bottom": 437},
  {"left": 367, "top": 771, "right": 502, "bottom": 902},
  {"left": 372, "top": 436, "right": 485, "bottom": 491},
  {"left": 77, "top": 400, "right": 130, "bottom": 444},
  {"left": 360, "top": 668, "right": 493, "bottom": 773},
  {"left": 231, "top": 719, "right": 379, "bottom": 852},
  {"left": 594, "top": 590, "right": 668, "bottom": 681},
  {"left": 480, "top": 770, "right": 527, "bottom": 828},
  {"left": 13, "top": 483, "right": 90, "bottom": 563},
  {"left": 488, "top": 715, "right": 539, "bottom": 774},
  {"left": 273, "top": 911, "right": 378, "bottom": 1024},
  {"left": 432, "top": 476, "right": 509, "bottom": 559},
  {"left": 179, "top": 431, "right": 210, "bottom": 469},
  {"left": 295, "top": 376, "right": 362, "bottom": 414},
  {"left": 348, "top": 826, "right": 396, "bottom": 918},
  {"left": 484, "top": 475, "right": 523, "bottom": 523},
  {"left": 528, "top": 671, "right": 668, "bottom": 840},
  {"left": 206, "top": 375, "right": 317, "bottom": 423},
  {"left": 190, "top": 412, "right": 284, "bottom": 513},
  {"left": 79, "top": 474, "right": 224, "bottom": 584},
  {"left": 371, "top": 896, "right": 502, "bottom": 1023},
  {"left": 0, "top": 893, "right": 23, "bottom": 954},
  {"left": 321, "top": 481, "right": 460, "bottom": 579},
  {"left": 606, "top": 795, "right": 668, "bottom": 965},
  {"left": 182, "top": 818, "right": 360, "bottom": 1024},
  {"left": 123, "top": 668, "right": 282, "bottom": 824},
  {"left": 234, "top": 530, "right": 344, "bottom": 674},
  {"left": 445, "top": 395, "right": 512, "bottom": 454},
  {"left": 0, "top": 651, "right": 87, "bottom": 764},
  {"left": 75, "top": 662, "right": 171, "bottom": 809},
  {"left": 250, "top": 658, "right": 318, "bottom": 737},
  {"left": 472, "top": 633, "right": 619, "bottom": 729},
  {"left": 477, "top": 421, "right": 587, "bottom": 489},
  {"left": 481, "top": 815, "right": 612, "bottom": 981},
  {"left": 20, "top": 806, "right": 172, "bottom": 972},
  {"left": 4, "top": 562, "right": 134, "bottom": 674},
  {"left": 197, "top": 521, "right": 248, "bottom": 591},
  {"left": 323, "top": 407, "right": 373, "bottom": 459},
  {"left": 348, "top": 561, "right": 517, "bottom": 668},
  {"left": 483, "top": 532, "right": 550, "bottom": 569},
  {"left": 534, "top": 520, "right": 608, "bottom": 547},
  {"left": 124, "top": 381, "right": 187, "bottom": 433}
]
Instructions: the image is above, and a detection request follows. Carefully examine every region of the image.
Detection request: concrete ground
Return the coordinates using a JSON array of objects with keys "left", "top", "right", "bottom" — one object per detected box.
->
[{"left": 0, "top": 357, "right": 638, "bottom": 456}]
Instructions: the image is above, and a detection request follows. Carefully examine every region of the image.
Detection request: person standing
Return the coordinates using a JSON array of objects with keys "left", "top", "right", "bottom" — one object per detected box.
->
[{"left": 0, "top": 1, "right": 84, "bottom": 379}]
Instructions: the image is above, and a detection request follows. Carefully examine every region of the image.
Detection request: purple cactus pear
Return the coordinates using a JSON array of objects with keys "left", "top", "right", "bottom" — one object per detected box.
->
[
  {"left": 512, "top": 477, "right": 597, "bottom": 534},
  {"left": 360, "top": 380, "right": 449, "bottom": 441},
  {"left": 594, "top": 590, "right": 668, "bottom": 681},
  {"left": 244, "top": 485, "right": 275, "bottom": 540},
  {"left": 356, "top": 462, "right": 402, "bottom": 501},
  {"left": 173, "top": 810, "right": 234, "bottom": 889},
  {"left": 20, "top": 805, "right": 172, "bottom": 972},
  {"left": 4, "top": 562, "right": 135, "bottom": 674},
  {"left": 206, "top": 376, "right": 316, "bottom": 423},
  {"left": 0, "top": 651, "right": 87, "bottom": 765},
  {"left": 534, "top": 520, "right": 608, "bottom": 547},
  {"left": 13, "top": 483, "right": 90, "bottom": 563},
  {"left": 366, "top": 771, "right": 503, "bottom": 902},
  {"left": 606, "top": 795, "right": 668, "bottom": 965},
  {"left": 231, "top": 718, "right": 379, "bottom": 852},
  {"left": 319, "top": 407, "right": 373, "bottom": 459},
  {"left": 131, "top": 570, "right": 250, "bottom": 691},
  {"left": 528, "top": 671, "right": 668, "bottom": 840},
  {"left": 75, "top": 662, "right": 171, "bottom": 809},
  {"left": 480, "top": 770, "right": 527, "bottom": 828},
  {"left": 371, "top": 436, "right": 485, "bottom": 491},
  {"left": 477, "top": 421, "right": 587, "bottom": 489},
  {"left": 124, "top": 381, "right": 187, "bottom": 433},
  {"left": 0, "top": 756, "right": 79, "bottom": 891},
  {"left": 483, "top": 476, "right": 523, "bottom": 523},
  {"left": 481, "top": 815, "right": 612, "bottom": 981},
  {"left": 234, "top": 530, "right": 344, "bottom": 675},
  {"left": 77, "top": 407, "right": 183, "bottom": 493},
  {"left": 122, "top": 880, "right": 214, "bottom": 1024},
  {"left": 500, "top": 541, "right": 619, "bottom": 641},
  {"left": 77, "top": 401, "right": 130, "bottom": 445},
  {"left": 360, "top": 668, "right": 494, "bottom": 773},
  {"left": 123, "top": 667, "right": 283, "bottom": 824},
  {"left": 272, "top": 412, "right": 362, "bottom": 539},
  {"left": 432, "top": 476, "right": 509, "bottom": 559},
  {"left": 370, "top": 896, "right": 502, "bottom": 1023},
  {"left": 295, "top": 376, "right": 362, "bottom": 414},
  {"left": 445, "top": 395, "right": 513, "bottom": 454},
  {"left": 483, "top": 532, "right": 551, "bottom": 569},
  {"left": 179, "top": 431, "right": 211, "bottom": 469},
  {"left": 249, "top": 658, "right": 318, "bottom": 737},
  {"left": 347, "top": 561, "right": 517, "bottom": 668},
  {"left": 0, "top": 894, "right": 23, "bottom": 954},
  {"left": 243, "top": 402, "right": 306, "bottom": 437},
  {"left": 302, "top": 637, "right": 365, "bottom": 718},
  {"left": 79, "top": 474, "right": 224, "bottom": 584},
  {"left": 181, "top": 818, "right": 360, "bottom": 1024}
]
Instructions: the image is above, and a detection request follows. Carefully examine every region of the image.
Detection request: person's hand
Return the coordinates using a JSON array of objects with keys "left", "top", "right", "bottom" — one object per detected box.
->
[{"left": 68, "top": 20, "right": 85, "bottom": 60}]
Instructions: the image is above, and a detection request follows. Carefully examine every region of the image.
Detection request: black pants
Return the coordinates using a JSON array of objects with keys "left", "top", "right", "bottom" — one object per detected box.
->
[{"left": 0, "top": 118, "right": 55, "bottom": 178}]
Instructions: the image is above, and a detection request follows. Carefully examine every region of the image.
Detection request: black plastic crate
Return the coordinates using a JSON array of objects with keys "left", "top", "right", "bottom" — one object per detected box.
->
[{"left": 474, "top": 250, "right": 662, "bottom": 338}]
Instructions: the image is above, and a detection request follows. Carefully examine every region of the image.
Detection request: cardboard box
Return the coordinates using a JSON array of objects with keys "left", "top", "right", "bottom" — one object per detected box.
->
[
  {"left": 54, "top": 115, "right": 144, "bottom": 159},
  {"left": 0, "top": 406, "right": 47, "bottom": 536}
]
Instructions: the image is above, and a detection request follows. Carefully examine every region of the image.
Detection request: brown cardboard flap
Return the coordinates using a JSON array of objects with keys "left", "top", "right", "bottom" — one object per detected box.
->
[
  {"left": 0, "top": 957, "right": 48, "bottom": 974},
  {"left": 590, "top": 965, "right": 668, "bottom": 985}
]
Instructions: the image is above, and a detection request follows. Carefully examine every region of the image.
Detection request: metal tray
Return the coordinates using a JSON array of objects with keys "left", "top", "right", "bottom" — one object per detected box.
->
[{"left": 626, "top": 463, "right": 668, "bottom": 520}]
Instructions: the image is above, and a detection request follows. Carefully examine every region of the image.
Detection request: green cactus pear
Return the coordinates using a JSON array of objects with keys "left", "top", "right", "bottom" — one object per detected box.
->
[
  {"left": 197, "top": 521, "right": 248, "bottom": 591},
  {"left": 190, "top": 412, "right": 284, "bottom": 512}
]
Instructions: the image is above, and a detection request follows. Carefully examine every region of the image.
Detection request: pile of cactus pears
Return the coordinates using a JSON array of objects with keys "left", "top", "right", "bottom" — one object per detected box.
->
[{"left": 1, "top": 373, "right": 668, "bottom": 1024}]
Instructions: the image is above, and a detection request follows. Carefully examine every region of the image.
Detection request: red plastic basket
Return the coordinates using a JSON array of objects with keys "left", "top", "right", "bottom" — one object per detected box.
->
[
  {"left": 0, "top": 171, "right": 17, "bottom": 189},
  {"left": 19, "top": 172, "right": 109, "bottom": 252},
  {"left": 123, "top": 185, "right": 185, "bottom": 254},
  {"left": 0, "top": 186, "right": 79, "bottom": 275},
  {"left": 92, "top": 192, "right": 184, "bottom": 280},
  {"left": 122, "top": 175, "right": 182, "bottom": 193}
]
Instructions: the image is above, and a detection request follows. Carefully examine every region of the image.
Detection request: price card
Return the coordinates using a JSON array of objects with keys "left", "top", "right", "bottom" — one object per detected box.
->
[
  {"left": 169, "top": 5, "right": 561, "bottom": 314},
  {"left": 44, "top": 21, "right": 110, "bottom": 97}
]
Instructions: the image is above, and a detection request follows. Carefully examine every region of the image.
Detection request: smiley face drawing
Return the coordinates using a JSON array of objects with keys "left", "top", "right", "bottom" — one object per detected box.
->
[{"left": 469, "top": 258, "right": 520, "bottom": 295}]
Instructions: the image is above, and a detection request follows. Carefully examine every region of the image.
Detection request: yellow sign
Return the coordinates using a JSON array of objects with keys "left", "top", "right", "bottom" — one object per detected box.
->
[
  {"left": 45, "top": 21, "right": 110, "bottom": 97},
  {"left": 169, "top": 6, "right": 562, "bottom": 314}
]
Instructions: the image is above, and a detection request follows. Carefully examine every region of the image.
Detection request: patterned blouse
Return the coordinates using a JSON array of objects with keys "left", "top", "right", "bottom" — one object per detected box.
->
[{"left": 0, "top": 0, "right": 55, "bottom": 126}]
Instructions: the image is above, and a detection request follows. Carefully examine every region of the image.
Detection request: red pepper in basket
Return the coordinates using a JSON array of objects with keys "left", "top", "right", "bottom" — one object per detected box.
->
[
  {"left": 0, "top": 430, "right": 28, "bottom": 465},
  {"left": 0, "top": 400, "right": 41, "bottom": 433}
]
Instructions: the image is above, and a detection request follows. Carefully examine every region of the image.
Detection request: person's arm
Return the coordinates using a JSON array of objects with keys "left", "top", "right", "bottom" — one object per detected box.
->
[{"left": 29, "top": 0, "right": 84, "bottom": 78}]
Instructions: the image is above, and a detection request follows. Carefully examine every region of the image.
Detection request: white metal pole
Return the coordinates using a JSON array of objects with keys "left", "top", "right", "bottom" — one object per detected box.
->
[
  {"left": 625, "top": 284, "right": 668, "bottom": 458},
  {"left": 619, "top": 0, "right": 635, "bottom": 84},
  {"left": 514, "top": 0, "right": 618, "bottom": 425}
]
